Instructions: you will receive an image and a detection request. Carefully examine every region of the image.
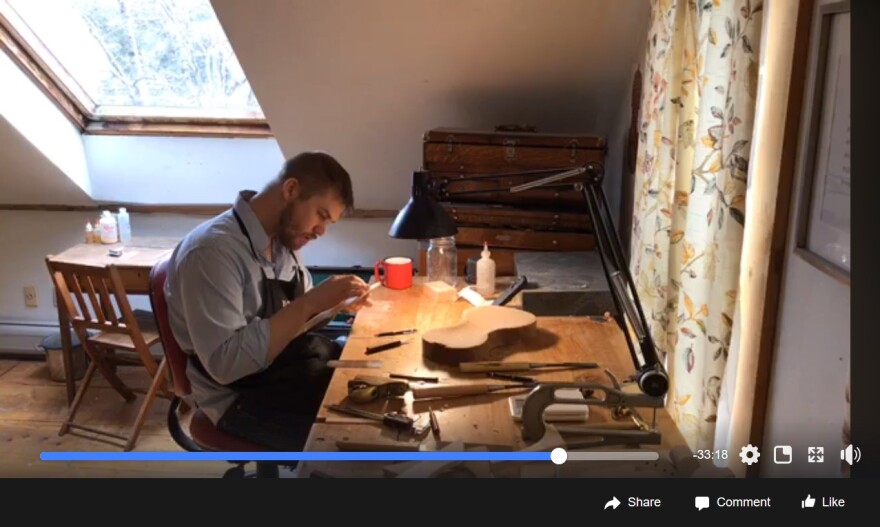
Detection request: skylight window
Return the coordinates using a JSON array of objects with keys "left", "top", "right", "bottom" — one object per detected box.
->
[{"left": 0, "top": 0, "right": 265, "bottom": 127}]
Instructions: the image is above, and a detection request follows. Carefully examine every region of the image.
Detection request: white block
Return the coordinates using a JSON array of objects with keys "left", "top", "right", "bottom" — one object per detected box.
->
[
  {"left": 509, "top": 389, "right": 590, "bottom": 422},
  {"left": 424, "top": 281, "right": 458, "bottom": 302}
]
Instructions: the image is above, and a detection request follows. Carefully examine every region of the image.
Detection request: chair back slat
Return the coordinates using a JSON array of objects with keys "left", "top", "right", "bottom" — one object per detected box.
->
[
  {"left": 95, "top": 276, "right": 120, "bottom": 327},
  {"left": 66, "top": 271, "right": 95, "bottom": 322}
]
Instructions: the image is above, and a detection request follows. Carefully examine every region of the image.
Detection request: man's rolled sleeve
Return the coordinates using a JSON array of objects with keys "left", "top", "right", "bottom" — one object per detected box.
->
[{"left": 177, "top": 247, "right": 270, "bottom": 385}]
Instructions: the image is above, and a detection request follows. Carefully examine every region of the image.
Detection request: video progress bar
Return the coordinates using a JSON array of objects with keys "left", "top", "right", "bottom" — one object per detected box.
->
[
  {"left": 41, "top": 452, "right": 551, "bottom": 462},
  {"left": 566, "top": 451, "right": 660, "bottom": 461},
  {"left": 40, "top": 451, "right": 660, "bottom": 462}
]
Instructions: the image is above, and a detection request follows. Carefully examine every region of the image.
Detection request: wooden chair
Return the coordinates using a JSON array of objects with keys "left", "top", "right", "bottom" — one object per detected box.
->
[{"left": 45, "top": 258, "right": 170, "bottom": 451}]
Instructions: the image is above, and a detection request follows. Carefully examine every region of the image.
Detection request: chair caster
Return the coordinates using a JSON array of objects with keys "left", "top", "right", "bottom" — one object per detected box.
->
[
  {"left": 223, "top": 464, "right": 247, "bottom": 478},
  {"left": 255, "top": 462, "right": 280, "bottom": 478}
]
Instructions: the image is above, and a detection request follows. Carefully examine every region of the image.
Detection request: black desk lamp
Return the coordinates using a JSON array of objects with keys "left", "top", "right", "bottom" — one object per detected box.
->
[{"left": 389, "top": 165, "right": 669, "bottom": 398}]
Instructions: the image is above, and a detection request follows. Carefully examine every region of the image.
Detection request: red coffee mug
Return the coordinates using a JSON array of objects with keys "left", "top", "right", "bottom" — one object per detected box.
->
[{"left": 374, "top": 257, "right": 413, "bottom": 290}]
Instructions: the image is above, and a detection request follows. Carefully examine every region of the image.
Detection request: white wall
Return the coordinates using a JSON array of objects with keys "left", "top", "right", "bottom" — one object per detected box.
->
[
  {"left": 760, "top": 0, "right": 850, "bottom": 478},
  {"left": 83, "top": 135, "right": 285, "bottom": 204},
  {"left": 212, "top": 0, "right": 652, "bottom": 215}
]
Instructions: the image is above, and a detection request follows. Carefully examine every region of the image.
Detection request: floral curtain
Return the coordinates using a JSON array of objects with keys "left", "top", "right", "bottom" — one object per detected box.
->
[{"left": 630, "top": 0, "right": 763, "bottom": 450}]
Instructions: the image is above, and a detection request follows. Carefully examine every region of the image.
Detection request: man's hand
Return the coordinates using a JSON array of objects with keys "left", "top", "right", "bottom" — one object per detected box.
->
[
  {"left": 305, "top": 274, "right": 370, "bottom": 314},
  {"left": 341, "top": 293, "right": 373, "bottom": 314}
]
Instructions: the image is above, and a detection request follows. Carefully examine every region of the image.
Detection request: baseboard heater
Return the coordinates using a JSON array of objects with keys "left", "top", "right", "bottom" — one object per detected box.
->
[{"left": 0, "top": 321, "right": 59, "bottom": 357}]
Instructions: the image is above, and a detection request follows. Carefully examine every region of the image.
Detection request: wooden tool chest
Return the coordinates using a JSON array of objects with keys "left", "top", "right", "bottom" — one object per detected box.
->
[{"left": 419, "top": 127, "right": 606, "bottom": 276}]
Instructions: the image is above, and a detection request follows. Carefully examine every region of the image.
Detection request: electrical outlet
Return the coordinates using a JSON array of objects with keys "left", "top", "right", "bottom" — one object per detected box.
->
[{"left": 24, "top": 286, "right": 38, "bottom": 308}]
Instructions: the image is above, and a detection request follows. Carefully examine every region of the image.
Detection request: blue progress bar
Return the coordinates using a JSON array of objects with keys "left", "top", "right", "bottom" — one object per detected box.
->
[{"left": 41, "top": 451, "right": 552, "bottom": 462}]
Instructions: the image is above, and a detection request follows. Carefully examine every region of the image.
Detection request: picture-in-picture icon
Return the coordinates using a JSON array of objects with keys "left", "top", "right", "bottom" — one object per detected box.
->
[{"left": 774, "top": 445, "right": 792, "bottom": 464}]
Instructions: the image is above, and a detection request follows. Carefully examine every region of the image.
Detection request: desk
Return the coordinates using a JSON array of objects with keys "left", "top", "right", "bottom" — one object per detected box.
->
[
  {"left": 300, "top": 278, "right": 687, "bottom": 477},
  {"left": 47, "top": 238, "right": 179, "bottom": 404}
]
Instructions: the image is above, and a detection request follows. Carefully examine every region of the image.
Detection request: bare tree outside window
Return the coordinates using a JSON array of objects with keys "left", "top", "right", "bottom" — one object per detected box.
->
[{"left": 4, "top": 0, "right": 263, "bottom": 119}]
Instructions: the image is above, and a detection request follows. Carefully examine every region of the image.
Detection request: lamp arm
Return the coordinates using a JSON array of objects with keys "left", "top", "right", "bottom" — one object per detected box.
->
[
  {"left": 440, "top": 182, "right": 583, "bottom": 198},
  {"left": 580, "top": 179, "right": 668, "bottom": 398},
  {"left": 435, "top": 166, "right": 585, "bottom": 184},
  {"left": 431, "top": 167, "right": 590, "bottom": 199},
  {"left": 505, "top": 162, "right": 668, "bottom": 397}
]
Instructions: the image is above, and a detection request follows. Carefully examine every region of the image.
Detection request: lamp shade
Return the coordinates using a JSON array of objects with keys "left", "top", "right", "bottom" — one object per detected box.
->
[{"left": 389, "top": 171, "right": 458, "bottom": 239}]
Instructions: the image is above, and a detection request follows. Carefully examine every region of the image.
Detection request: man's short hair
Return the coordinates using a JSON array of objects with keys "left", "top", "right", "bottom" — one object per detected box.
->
[{"left": 277, "top": 152, "right": 354, "bottom": 211}]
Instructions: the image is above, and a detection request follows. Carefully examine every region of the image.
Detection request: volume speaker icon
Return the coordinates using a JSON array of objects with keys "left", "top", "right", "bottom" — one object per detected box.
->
[{"left": 840, "top": 444, "right": 861, "bottom": 465}]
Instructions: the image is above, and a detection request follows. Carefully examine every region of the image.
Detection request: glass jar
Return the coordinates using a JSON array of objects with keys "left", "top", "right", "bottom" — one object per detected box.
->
[{"left": 426, "top": 236, "right": 457, "bottom": 286}]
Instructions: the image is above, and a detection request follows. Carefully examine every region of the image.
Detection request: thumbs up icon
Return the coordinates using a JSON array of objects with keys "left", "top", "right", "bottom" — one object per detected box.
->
[{"left": 802, "top": 495, "right": 816, "bottom": 508}]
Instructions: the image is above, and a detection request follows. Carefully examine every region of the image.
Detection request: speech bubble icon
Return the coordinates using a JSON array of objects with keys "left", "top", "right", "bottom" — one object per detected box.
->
[{"left": 695, "top": 497, "right": 710, "bottom": 511}]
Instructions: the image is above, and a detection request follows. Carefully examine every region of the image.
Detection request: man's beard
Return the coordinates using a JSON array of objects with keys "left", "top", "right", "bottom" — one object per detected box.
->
[{"left": 278, "top": 202, "right": 301, "bottom": 252}]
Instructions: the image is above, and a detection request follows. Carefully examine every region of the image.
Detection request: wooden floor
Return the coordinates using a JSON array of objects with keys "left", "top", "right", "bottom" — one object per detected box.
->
[{"left": 0, "top": 357, "right": 256, "bottom": 477}]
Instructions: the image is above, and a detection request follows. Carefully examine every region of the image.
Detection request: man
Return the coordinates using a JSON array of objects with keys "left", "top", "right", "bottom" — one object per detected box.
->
[{"left": 165, "top": 151, "right": 370, "bottom": 451}]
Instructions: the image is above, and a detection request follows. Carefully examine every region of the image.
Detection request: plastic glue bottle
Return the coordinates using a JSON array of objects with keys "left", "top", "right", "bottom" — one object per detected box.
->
[
  {"left": 99, "top": 210, "right": 118, "bottom": 244},
  {"left": 117, "top": 207, "right": 132, "bottom": 243},
  {"left": 475, "top": 241, "right": 496, "bottom": 297}
]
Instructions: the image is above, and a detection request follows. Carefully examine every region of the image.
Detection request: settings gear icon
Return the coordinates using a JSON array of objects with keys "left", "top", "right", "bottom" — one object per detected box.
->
[{"left": 739, "top": 444, "right": 761, "bottom": 465}]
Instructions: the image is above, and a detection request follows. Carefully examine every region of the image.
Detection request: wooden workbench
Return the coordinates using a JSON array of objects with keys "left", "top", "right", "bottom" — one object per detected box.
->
[{"left": 300, "top": 278, "right": 688, "bottom": 478}]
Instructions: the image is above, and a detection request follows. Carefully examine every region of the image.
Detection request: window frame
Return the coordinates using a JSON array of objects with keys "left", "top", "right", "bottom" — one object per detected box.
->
[{"left": 0, "top": 9, "right": 271, "bottom": 138}]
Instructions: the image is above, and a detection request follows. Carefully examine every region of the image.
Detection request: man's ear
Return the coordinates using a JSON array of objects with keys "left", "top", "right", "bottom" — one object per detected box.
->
[{"left": 281, "top": 177, "right": 300, "bottom": 201}]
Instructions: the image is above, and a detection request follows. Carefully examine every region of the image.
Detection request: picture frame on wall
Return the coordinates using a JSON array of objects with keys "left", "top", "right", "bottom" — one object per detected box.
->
[{"left": 794, "top": 0, "right": 850, "bottom": 285}]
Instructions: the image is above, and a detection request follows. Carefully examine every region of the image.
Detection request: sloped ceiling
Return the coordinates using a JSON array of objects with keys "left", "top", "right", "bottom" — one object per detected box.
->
[
  {"left": 212, "top": 0, "right": 651, "bottom": 210},
  {"left": 0, "top": 115, "right": 92, "bottom": 205}
]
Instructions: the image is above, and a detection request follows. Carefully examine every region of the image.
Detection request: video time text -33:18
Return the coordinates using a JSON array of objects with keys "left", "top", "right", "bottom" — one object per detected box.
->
[{"left": 693, "top": 449, "right": 728, "bottom": 460}]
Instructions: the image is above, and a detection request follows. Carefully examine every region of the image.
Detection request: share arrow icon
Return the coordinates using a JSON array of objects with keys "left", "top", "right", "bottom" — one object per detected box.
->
[{"left": 604, "top": 497, "right": 621, "bottom": 510}]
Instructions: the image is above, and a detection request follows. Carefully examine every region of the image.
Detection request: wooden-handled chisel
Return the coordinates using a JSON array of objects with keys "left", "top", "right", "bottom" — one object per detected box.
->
[
  {"left": 459, "top": 361, "right": 599, "bottom": 373},
  {"left": 411, "top": 382, "right": 532, "bottom": 399}
]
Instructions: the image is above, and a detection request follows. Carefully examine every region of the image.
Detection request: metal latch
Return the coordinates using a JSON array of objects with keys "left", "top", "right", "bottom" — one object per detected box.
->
[
  {"left": 568, "top": 139, "right": 580, "bottom": 162},
  {"left": 446, "top": 134, "right": 457, "bottom": 154},
  {"left": 503, "top": 139, "right": 517, "bottom": 162}
]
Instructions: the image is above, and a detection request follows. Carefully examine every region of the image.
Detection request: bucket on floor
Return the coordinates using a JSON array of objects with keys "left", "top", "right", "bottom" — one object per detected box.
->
[{"left": 36, "top": 333, "right": 88, "bottom": 382}]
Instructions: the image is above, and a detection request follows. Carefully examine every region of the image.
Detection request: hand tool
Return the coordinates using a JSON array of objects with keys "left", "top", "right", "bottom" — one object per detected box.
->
[
  {"left": 411, "top": 382, "right": 533, "bottom": 399},
  {"left": 389, "top": 373, "right": 439, "bottom": 383},
  {"left": 327, "top": 359, "right": 383, "bottom": 369},
  {"left": 486, "top": 371, "right": 536, "bottom": 384},
  {"left": 459, "top": 361, "right": 599, "bottom": 373},
  {"left": 375, "top": 328, "right": 418, "bottom": 337},
  {"left": 325, "top": 404, "right": 415, "bottom": 431},
  {"left": 365, "top": 337, "right": 413, "bottom": 355},
  {"left": 342, "top": 281, "right": 381, "bottom": 308},
  {"left": 347, "top": 375, "right": 409, "bottom": 403},
  {"left": 491, "top": 275, "right": 528, "bottom": 306},
  {"left": 428, "top": 408, "right": 441, "bottom": 439}
]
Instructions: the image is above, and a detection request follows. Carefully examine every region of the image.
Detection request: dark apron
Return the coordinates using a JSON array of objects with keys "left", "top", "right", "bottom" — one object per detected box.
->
[
  {"left": 198, "top": 209, "right": 340, "bottom": 451},
  {"left": 228, "top": 210, "right": 341, "bottom": 392}
]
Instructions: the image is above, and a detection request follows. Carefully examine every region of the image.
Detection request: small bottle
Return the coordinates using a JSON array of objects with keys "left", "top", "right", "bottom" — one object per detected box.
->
[
  {"left": 84, "top": 221, "right": 95, "bottom": 243},
  {"left": 476, "top": 241, "right": 496, "bottom": 297},
  {"left": 117, "top": 207, "right": 132, "bottom": 244},
  {"left": 99, "top": 210, "right": 118, "bottom": 244}
]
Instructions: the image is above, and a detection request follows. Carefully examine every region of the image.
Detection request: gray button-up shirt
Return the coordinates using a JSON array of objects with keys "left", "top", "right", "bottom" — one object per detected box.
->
[{"left": 164, "top": 191, "right": 313, "bottom": 424}]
